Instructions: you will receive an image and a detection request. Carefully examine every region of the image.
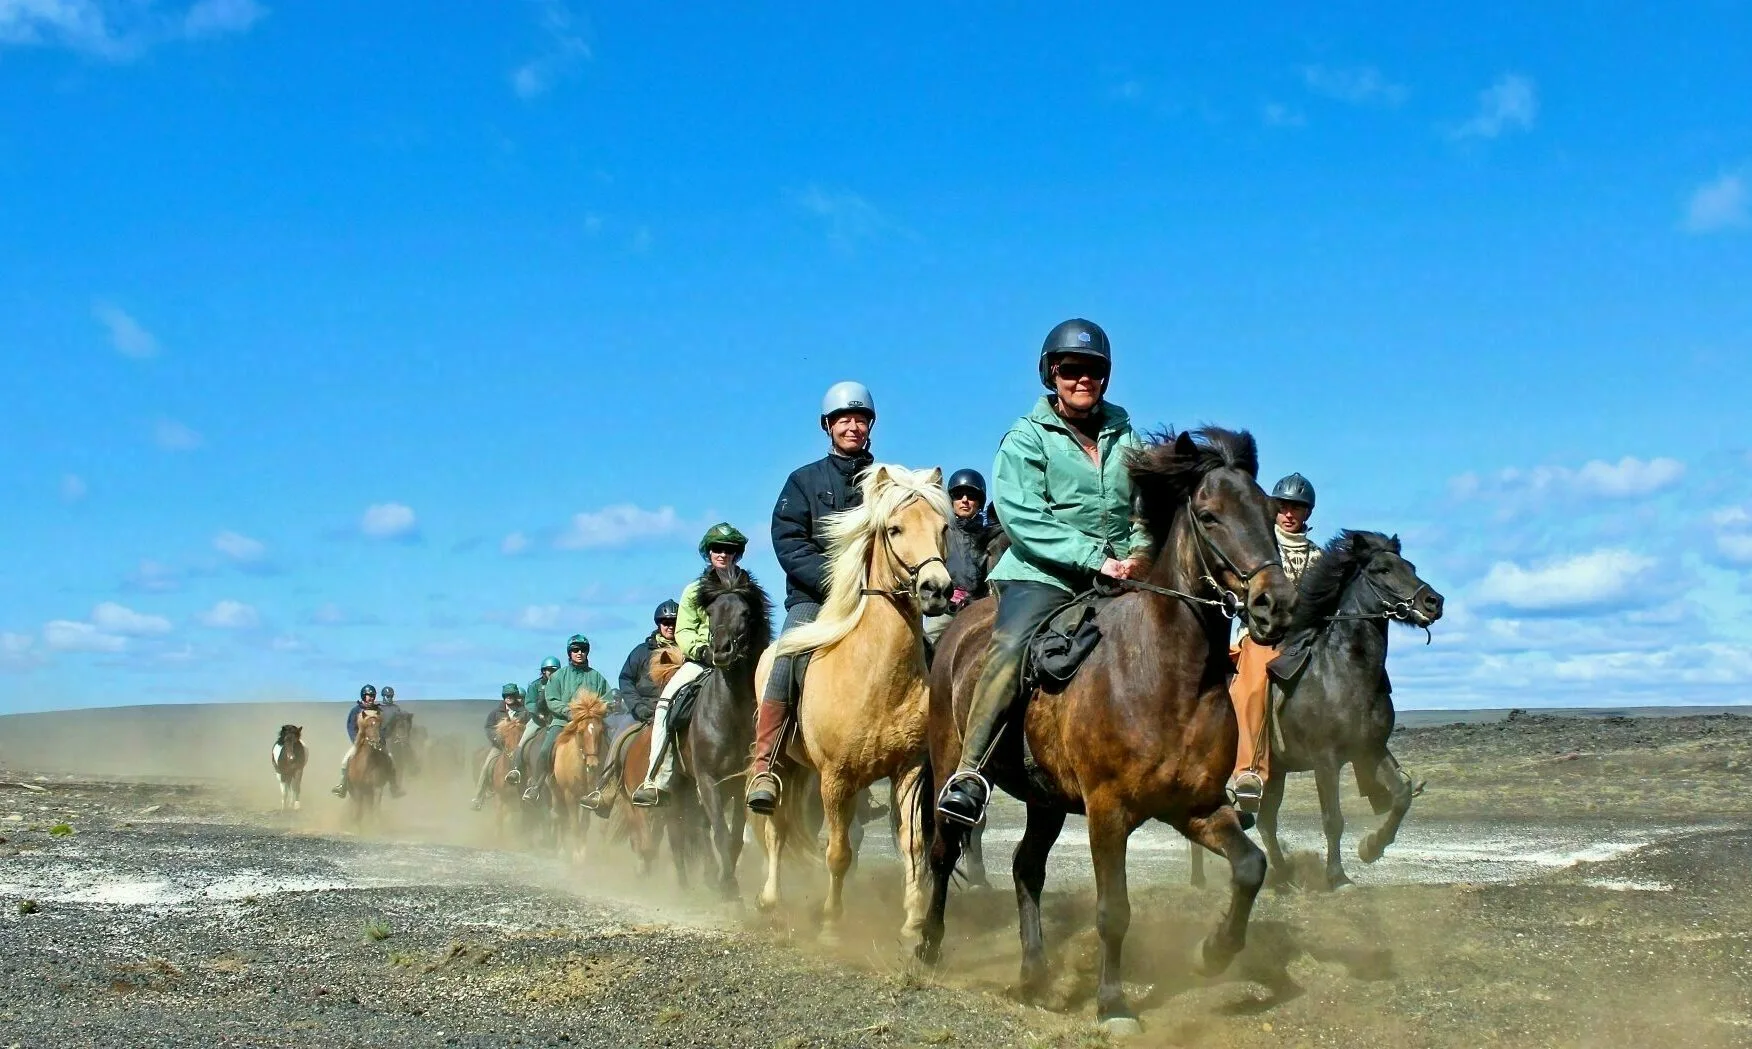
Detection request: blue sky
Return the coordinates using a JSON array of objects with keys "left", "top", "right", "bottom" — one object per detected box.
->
[{"left": 2, "top": 1, "right": 1750, "bottom": 713}]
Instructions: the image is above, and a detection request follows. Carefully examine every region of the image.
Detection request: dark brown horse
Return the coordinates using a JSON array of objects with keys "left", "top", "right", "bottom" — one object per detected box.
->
[
  {"left": 271, "top": 724, "right": 306, "bottom": 813},
  {"left": 918, "top": 428, "right": 1295, "bottom": 1035}
]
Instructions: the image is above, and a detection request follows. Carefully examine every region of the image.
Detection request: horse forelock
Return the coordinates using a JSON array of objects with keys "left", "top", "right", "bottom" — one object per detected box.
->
[
  {"left": 1289, "top": 529, "right": 1399, "bottom": 631},
  {"left": 698, "top": 567, "right": 775, "bottom": 654},
  {"left": 1126, "top": 426, "right": 1262, "bottom": 551}
]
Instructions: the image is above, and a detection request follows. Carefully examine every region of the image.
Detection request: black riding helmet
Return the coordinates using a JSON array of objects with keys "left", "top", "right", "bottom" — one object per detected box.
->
[
  {"left": 654, "top": 599, "right": 680, "bottom": 624},
  {"left": 1271, "top": 473, "right": 1317, "bottom": 511},
  {"left": 359, "top": 684, "right": 377, "bottom": 700},
  {"left": 947, "top": 468, "right": 986, "bottom": 499},
  {"left": 1038, "top": 318, "right": 1112, "bottom": 388}
]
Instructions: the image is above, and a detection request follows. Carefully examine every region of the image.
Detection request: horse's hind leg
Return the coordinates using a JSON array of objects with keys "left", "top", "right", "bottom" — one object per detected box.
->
[
  {"left": 1258, "top": 771, "right": 1291, "bottom": 887},
  {"left": 961, "top": 822, "right": 991, "bottom": 889},
  {"left": 1086, "top": 799, "right": 1140, "bottom": 1031},
  {"left": 916, "top": 800, "right": 964, "bottom": 966},
  {"left": 1182, "top": 806, "right": 1266, "bottom": 978},
  {"left": 1356, "top": 749, "right": 1417, "bottom": 864},
  {"left": 1014, "top": 802, "right": 1066, "bottom": 1000},
  {"left": 1313, "top": 762, "right": 1351, "bottom": 889},
  {"left": 818, "top": 774, "right": 856, "bottom": 940},
  {"left": 893, "top": 765, "right": 930, "bottom": 943}
]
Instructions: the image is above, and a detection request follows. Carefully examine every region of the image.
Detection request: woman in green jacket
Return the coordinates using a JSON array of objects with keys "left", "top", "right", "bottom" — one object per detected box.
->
[{"left": 937, "top": 318, "right": 1150, "bottom": 828}]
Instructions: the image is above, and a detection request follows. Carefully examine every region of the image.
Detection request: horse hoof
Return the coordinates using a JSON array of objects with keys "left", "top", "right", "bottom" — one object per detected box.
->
[
  {"left": 1328, "top": 875, "right": 1356, "bottom": 892},
  {"left": 1098, "top": 1016, "right": 1144, "bottom": 1038},
  {"left": 1357, "top": 835, "right": 1384, "bottom": 864},
  {"left": 755, "top": 895, "right": 778, "bottom": 914},
  {"left": 1192, "top": 935, "right": 1237, "bottom": 978},
  {"left": 914, "top": 940, "right": 941, "bottom": 967}
]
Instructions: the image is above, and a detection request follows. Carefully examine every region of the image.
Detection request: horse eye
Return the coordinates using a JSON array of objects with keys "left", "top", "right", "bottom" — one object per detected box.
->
[{"left": 888, "top": 525, "right": 902, "bottom": 537}]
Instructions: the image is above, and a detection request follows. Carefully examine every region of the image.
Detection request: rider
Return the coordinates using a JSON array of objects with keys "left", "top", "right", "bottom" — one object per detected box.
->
[
  {"left": 526, "top": 656, "right": 561, "bottom": 734},
  {"left": 924, "top": 468, "right": 998, "bottom": 649},
  {"left": 633, "top": 523, "right": 749, "bottom": 807},
  {"left": 617, "top": 601, "right": 680, "bottom": 725},
  {"left": 332, "top": 683, "right": 404, "bottom": 799},
  {"left": 469, "top": 683, "right": 527, "bottom": 810},
  {"left": 1228, "top": 472, "right": 1322, "bottom": 812},
  {"left": 747, "top": 382, "right": 875, "bottom": 815},
  {"left": 937, "top": 319, "right": 1148, "bottom": 827},
  {"left": 514, "top": 635, "right": 612, "bottom": 802}
]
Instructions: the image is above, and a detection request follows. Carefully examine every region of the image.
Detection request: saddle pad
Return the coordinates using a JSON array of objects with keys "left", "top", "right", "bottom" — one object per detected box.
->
[
  {"left": 1025, "top": 590, "right": 1109, "bottom": 693},
  {"left": 1267, "top": 629, "right": 1317, "bottom": 684},
  {"left": 665, "top": 671, "right": 711, "bottom": 730}
]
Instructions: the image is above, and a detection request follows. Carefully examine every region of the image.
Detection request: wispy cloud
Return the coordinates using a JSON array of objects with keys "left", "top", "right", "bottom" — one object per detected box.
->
[
  {"left": 43, "top": 619, "right": 126, "bottom": 652},
  {"left": 1709, "top": 506, "right": 1752, "bottom": 567},
  {"left": 1450, "top": 456, "right": 1684, "bottom": 503},
  {"left": 501, "top": 531, "right": 530, "bottom": 556},
  {"left": 1300, "top": 64, "right": 1407, "bottom": 106},
  {"left": 213, "top": 529, "right": 271, "bottom": 569},
  {"left": 1261, "top": 102, "right": 1306, "bottom": 128},
  {"left": 197, "top": 599, "right": 259, "bottom": 629},
  {"left": 510, "top": 0, "right": 590, "bottom": 99},
  {"left": 1682, "top": 172, "right": 1747, "bottom": 234},
  {"left": 0, "top": 631, "right": 43, "bottom": 671},
  {"left": 510, "top": 604, "right": 564, "bottom": 632},
  {"left": 360, "top": 502, "right": 418, "bottom": 541},
  {"left": 1450, "top": 73, "right": 1538, "bottom": 140},
  {"left": 1473, "top": 548, "right": 1660, "bottom": 615},
  {"left": 553, "top": 504, "right": 701, "bottom": 550},
  {"left": 793, "top": 185, "right": 909, "bottom": 250},
  {"left": 91, "top": 601, "right": 172, "bottom": 635},
  {"left": 60, "top": 473, "right": 87, "bottom": 502},
  {"left": 122, "top": 558, "right": 181, "bottom": 593},
  {"left": 0, "top": 0, "right": 267, "bottom": 60},
  {"left": 153, "top": 418, "right": 203, "bottom": 451},
  {"left": 93, "top": 301, "right": 159, "bottom": 358}
]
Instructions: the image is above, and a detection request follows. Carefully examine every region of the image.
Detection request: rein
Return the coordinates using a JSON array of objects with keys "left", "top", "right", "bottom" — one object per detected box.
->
[
  {"left": 1116, "top": 497, "right": 1280, "bottom": 625},
  {"left": 859, "top": 505, "right": 946, "bottom": 605},
  {"left": 1324, "top": 572, "right": 1434, "bottom": 644}
]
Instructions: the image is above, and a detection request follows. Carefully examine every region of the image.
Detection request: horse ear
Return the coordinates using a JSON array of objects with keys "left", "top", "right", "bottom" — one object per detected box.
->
[
  {"left": 923, "top": 467, "right": 942, "bottom": 486},
  {"left": 871, "top": 464, "right": 892, "bottom": 487},
  {"left": 1172, "top": 431, "right": 1199, "bottom": 459}
]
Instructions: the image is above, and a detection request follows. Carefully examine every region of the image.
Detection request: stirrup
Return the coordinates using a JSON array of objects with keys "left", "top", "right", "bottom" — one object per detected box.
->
[
  {"left": 521, "top": 783, "right": 543, "bottom": 802},
  {"left": 1227, "top": 772, "right": 1265, "bottom": 814},
  {"left": 469, "top": 797, "right": 484, "bottom": 811},
  {"left": 746, "top": 769, "right": 782, "bottom": 814},
  {"left": 330, "top": 784, "right": 347, "bottom": 798},
  {"left": 630, "top": 782, "right": 665, "bottom": 808},
  {"left": 504, "top": 768, "right": 523, "bottom": 785},
  {"left": 936, "top": 770, "right": 991, "bottom": 828}
]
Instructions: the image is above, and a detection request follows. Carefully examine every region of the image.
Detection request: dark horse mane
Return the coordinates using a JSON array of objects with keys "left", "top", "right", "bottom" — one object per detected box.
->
[
  {"left": 695, "top": 566, "right": 775, "bottom": 656},
  {"left": 1125, "top": 426, "right": 1261, "bottom": 555},
  {"left": 1288, "top": 529, "right": 1402, "bottom": 633}
]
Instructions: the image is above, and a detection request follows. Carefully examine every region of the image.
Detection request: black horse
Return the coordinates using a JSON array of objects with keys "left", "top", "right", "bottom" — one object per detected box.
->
[
  {"left": 681, "top": 567, "right": 773, "bottom": 900},
  {"left": 1191, "top": 530, "right": 1444, "bottom": 890}
]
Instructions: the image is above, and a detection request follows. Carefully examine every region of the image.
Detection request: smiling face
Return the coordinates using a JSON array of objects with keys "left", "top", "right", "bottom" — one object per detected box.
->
[
  {"left": 1050, "top": 354, "right": 1109, "bottom": 415},
  {"left": 1275, "top": 501, "right": 1312, "bottom": 533},
  {"left": 826, "top": 410, "right": 872, "bottom": 454}
]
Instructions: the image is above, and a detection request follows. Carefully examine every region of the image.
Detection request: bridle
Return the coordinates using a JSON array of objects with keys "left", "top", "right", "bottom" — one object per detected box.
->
[
  {"left": 1324, "top": 565, "right": 1435, "bottom": 644},
  {"left": 1117, "top": 496, "right": 1281, "bottom": 625},
  {"left": 860, "top": 502, "right": 947, "bottom": 605}
]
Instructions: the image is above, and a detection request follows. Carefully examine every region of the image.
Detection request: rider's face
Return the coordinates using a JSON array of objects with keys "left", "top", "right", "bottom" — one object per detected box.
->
[
  {"left": 950, "top": 491, "right": 980, "bottom": 520},
  {"left": 1052, "top": 356, "right": 1108, "bottom": 415},
  {"left": 568, "top": 647, "right": 587, "bottom": 667},
  {"left": 826, "top": 411, "right": 872, "bottom": 454},
  {"left": 657, "top": 620, "right": 676, "bottom": 640},
  {"left": 541, "top": 667, "right": 555, "bottom": 679},
  {"left": 707, "top": 547, "right": 740, "bottom": 571},
  {"left": 1275, "top": 502, "right": 1311, "bottom": 533}
]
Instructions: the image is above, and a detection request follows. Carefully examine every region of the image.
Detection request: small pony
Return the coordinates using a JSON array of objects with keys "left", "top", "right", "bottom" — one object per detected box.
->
[
  {"left": 271, "top": 724, "right": 307, "bottom": 812},
  {"left": 549, "top": 691, "right": 610, "bottom": 863},
  {"left": 346, "top": 709, "right": 394, "bottom": 826}
]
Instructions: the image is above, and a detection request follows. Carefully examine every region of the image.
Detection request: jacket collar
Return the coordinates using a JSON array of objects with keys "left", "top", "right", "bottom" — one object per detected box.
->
[{"left": 1028, "top": 396, "right": 1130, "bottom": 439}]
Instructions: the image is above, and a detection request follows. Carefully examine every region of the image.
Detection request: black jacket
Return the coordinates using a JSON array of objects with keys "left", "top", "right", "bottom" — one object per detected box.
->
[
  {"left": 771, "top": 450, "right": 872, "bottom": 608},
  {"left": 617, "top": 632, "right": 672, "bottom": 721},
  {"left": 945, "top": 513, "right": 996, "bottom": 602},
  {"left": 483, "top": 704, "right": 523, "bottom": 749}
]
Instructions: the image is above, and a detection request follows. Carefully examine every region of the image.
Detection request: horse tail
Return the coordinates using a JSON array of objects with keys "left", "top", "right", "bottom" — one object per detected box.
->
[{"left": 908, "top": 754, "right": 935, "bottom": 870}]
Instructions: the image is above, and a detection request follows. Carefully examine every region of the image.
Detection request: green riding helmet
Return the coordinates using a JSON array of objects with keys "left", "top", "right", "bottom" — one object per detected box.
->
[
  {"left": 540, "top": 656, "right": 561, "bottom": 671},
  {"left": 501, "top": 682, "right": 523, "bottom": 698},
  {"left": 566, "top": 633, "right": 590, "bottom": 652},
  {"left": 698, "top": 522, "right": 749, "bottom": 559}
]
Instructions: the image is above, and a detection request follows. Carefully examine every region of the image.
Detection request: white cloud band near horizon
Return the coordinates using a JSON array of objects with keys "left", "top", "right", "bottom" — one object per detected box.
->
[{"left": 1473, "top": 548, "right": 1658, "bottom": 614}]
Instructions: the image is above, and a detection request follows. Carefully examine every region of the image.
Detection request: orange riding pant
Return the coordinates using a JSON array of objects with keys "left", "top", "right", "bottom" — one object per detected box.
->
[{"left": 1229, "top": 636, "right": 1273, "bottom": 780}]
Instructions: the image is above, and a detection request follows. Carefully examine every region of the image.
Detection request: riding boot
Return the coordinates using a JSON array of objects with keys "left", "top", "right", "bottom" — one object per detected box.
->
[
  {"left": 745, "top": 699, "right": 792, "bottom": 815},
  {"left": 938, "top": 581, "right": 1065, "bottom": 827},
  {"left": 580, "top": 763, "right": 616, "bottom": 818},
  {"left": 632, "top": 701, "right": 673, "bottom": 807},
  {"left": 470, "top": 751, "right": 497, "bottom": 810},
  {"left": 1226, "top": 636, "right": 1274, "bottom": 814},
  {"left": 506, "top": 717, "right": 543, "bottom": 785},
  {"left": 331, "top": 766, "right": 350, "bottom": 799}
]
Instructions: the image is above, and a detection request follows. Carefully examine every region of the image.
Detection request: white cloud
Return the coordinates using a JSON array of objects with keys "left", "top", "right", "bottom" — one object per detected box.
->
[
  {"left": 511, "top": 604, "right": 564, "bottom": 631},
  {"left": 510, "top": 0, "right": 590, "bottom": 99},
  {"left": 1682, "top": 173, "right": 1747, "bottom": 234},
  {"left": 93, "top": 301, "right": 159, "bottom": 357},
  {"left": 0, "top": 631, "right": 42, "bottom": 671},
  {"left": 1262, "top": 102, "right": 1306, "bottom": 128},
  {"left": 153, "top": 417, "right": 202, "bottom": 451},
  {"left": 212, "top": 529, "right": 266, "bottom": 563},
  {"left": 310, "top": 602, "right": 346, "bottom": 625},
  {"left": 60, "top": 473, "right": 87, "bottom": 502},
  {"left": 360, "top": 502, "right": 417, "bottom": 540},
  {"left": 124, "top": 558, "right": 180, "bottom": 592},
  {"left": 1453, "top": 456, "right": 1684, "bottom": 502},
  {"left": 501, "top": 531, "right": 530, "bottom": 555},
  {"left": 1474, "top": 548, "right": 1658, "bottom": 614},
  {"left": 1, "top": 0, "right": 266, "bottom": 59},
  {"left": 794, "top": 185, "right": 909, "bottom": 248},
  {"left": 1300, "top": 64, "right": 1407, "bottom": 106},
  {"left": 1710, "top": 505, "right": 1752, "bottom": 566},
  {"left": 91, "top": 601, "right": 172, "bottom": 636},
  {"left": 198, "top": 599, "right": 259, "bottom": 629},
  {"left": 1451, "top": 73, "right": 1538, "bottom": 140},
  {"left": 43, "top": 619, "right": 126, "bottom": 652},
  {"left": 554, "top": 504, "right": 693, "bottom": 550}
]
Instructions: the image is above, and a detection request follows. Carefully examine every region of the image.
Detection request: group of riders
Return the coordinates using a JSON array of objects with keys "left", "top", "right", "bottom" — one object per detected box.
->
[{"left": 339, "top": 318, "right": 1328, "bottom": 827}]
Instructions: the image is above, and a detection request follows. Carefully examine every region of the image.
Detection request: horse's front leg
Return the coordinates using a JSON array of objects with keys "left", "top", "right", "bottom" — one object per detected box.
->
[
  {"left": 1015, "top": 801, "right": 1066, "bottom": 1000},
  {"left": 1258, "top": 771, "right": 1291, "bottom": 887},
  {"left": 818, "top": 773, "right": 856, "bottom": 940},
  {"left": 1085, "top": 797, "right": 1141, "bottom": 1034},
  {"left": 892, "top": 765, "right": 929, "bottom": 944},
  {"left": 292, "top": 768, "right": 303, "bottom": 811},
  {"left": 1356, "top": 748, "right": 1418, "bottom": 865},
  {"left": 1313, "top": 762, "right": 1352, "bottom": 888},
  {"left": 756, "top": 807, "right": 783, "bottom": 912},
  {"left": 697, "top": 775, "right": 738, "bottom": 901},
  {"left": 1183, "top": 805, "right": 1266, "bottom": 976}
]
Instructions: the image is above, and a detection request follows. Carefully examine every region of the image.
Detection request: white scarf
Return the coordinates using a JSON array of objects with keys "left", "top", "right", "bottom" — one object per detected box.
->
[{"left": 1276, "top": 525, "right": 1319, "bottom": 585}]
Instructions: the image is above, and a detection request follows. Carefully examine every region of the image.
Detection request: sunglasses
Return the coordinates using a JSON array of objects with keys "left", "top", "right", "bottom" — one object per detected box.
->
[
  {"left": 707, "top": 545, "right": 741, "bottom": 556},
  {"left": 658, "top": 617, "right": 678, "bottom": 625},
  {"left": 1054, "top": 360, "right": 1109, "bottom": 382}
]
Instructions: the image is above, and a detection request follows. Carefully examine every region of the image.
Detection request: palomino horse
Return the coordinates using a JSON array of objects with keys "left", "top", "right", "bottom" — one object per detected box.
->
[
  {"left": 549, "top": 691, "right": 609, "bottom": 862},
  {"left": 919, "top": 428, "right": 1295, "bottom": 1035},
  {"left": 1189, "top": 530, "right": 1444, "bottom": 891},
  {"left": 346, "top": 709, "right": 395, "bottom": 827},
  {"left": 271, "top": 724, "right": 306, "bottom": 812},
  {"left": 486, "top": 711, "right": 527, "bottom": 839},
  {"left": 676, "top": 567, "right": 774, "bottom": 900},
  {"left": 753, "top": 464, "right": 952, "bottom": 942}
]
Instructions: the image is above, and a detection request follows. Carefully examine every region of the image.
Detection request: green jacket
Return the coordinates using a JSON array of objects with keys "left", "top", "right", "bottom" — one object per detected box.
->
[
  {"left": 526, "top": 676, "right": 550, "bottom": 719},
  {"left": 675, "top": 578, "right": 710, "bottom": 661},
  {"left": 540, "top": 663, "right": 611, "bottom": 722},
  {"left": 988, "top": 396, "right": 1150, "bottom": 594}
]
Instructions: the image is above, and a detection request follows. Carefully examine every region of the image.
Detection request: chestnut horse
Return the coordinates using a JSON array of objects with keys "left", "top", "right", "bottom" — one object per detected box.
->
[
  {"left": 345, "top": 709, "right": 394, "bottom": 827},
  {"left": 486, "top": 711, "right": 527, "bottom": 839},
  {"left": 751, "top": 464, "right": 952, "bottom": 943},
  {"left": 919, "top": 428, "right": 1295, "bottom": 1035},
  {"left": 549, "top": 691, "right": 609, "bottom": 863}
]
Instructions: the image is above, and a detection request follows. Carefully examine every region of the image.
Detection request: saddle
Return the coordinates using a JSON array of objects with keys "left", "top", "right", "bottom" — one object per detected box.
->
[
  {"left": 1023, "top": 589, "right": 1111, "bottom": 694},
  {"left": 665, "top": 670, "right": 710, "bottom": 732}
]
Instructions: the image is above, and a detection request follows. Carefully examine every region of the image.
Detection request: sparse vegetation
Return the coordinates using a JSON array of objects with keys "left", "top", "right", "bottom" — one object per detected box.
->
[
  {"left": 362, "top": 920, "right": 391, "bottom": 942},
  {"left": 16, "top": 899, "right": 39, "bottom": 915},
  {"left": 47, "top": 823, "right": 73, "bottom": 837}
]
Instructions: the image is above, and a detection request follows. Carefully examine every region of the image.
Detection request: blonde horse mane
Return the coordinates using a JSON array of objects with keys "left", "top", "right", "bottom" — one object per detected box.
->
[
  {"left": 556, "top": 691, "right": 609, "bottom": 744},
  {"left": 773, "top": 463, "right": 950, "bottom": 659},
  {"left": 649, "top": 646, "right": 685, "bottom": 689}
]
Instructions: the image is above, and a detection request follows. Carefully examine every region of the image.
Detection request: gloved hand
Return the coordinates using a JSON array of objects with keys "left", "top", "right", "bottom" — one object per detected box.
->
[{"left": 688, "top": 645, "right": 713, "bottom": 667}]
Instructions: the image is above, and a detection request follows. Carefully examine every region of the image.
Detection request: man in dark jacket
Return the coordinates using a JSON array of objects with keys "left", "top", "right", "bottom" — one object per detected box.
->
[
  {"left": 746, "top": 381, "right": 875, "bottom": 815},
  {"left": 470, "top": 684, "right": 527, "bottom": 810},
  {"left": 617, "top": 600, "right": 679, "bottom": 725},
  {"left": 925, "top": 468, "right": 998, "bottom": 649}
]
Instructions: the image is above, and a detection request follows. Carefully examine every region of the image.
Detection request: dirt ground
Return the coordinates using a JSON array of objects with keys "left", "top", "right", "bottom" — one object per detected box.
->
[{"left": 1, "top": 711, "right": 1749, "bottom": 1048}]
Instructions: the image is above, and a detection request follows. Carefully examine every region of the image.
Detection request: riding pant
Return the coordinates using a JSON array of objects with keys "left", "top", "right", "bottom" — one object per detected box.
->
[
  {"left": 761, "top": 602, "right": 820, "bottom": 706},
  {"left": 1229, "top": 636, "right": 1274, "bottom": 782},
  {"left": 641, "top": 661, "right": 709, "bottom": 790},
  {"left": 954, "top": 580, "right": 1068, "bottom": 775}
]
